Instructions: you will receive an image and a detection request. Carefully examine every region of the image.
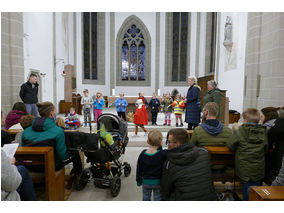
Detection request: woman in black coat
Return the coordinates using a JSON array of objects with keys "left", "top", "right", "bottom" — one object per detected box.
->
[{"left": 184, "top": 76, "right": 201, "bottom": 130}]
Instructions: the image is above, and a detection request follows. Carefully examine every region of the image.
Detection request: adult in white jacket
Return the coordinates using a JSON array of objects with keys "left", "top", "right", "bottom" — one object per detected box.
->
[{"left": 1, "top": 150, "right": 21, "bottom": 201}]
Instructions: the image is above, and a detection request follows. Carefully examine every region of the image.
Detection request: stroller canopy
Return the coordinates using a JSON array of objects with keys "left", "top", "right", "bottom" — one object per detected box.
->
[{"left": 97, "top": 113, "right": 128, "bottom": 137}]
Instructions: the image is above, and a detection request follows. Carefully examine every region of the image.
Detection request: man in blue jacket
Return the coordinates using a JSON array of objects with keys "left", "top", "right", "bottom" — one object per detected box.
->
[{"left": 114, "top": 93, "right": 128, "bottom": 121}]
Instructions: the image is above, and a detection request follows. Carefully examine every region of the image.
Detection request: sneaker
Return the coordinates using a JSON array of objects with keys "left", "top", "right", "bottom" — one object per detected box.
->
[
  {"left": 84, "top": 124, "right": 87, "bottom": 127},
  {"left": 180, "top": 123, "right": 183, "bottom": 127},
  {"left": 168, "top": 124, "right": 171, "bottom": 126},
  {"left": 176, "top": 123, "right": 178, "bottom": 127},
  {"left": 144, "top": 132, "right": 148, "bottom": 136},
  {"left": 163, "top": 123, "right": 167, "bottom": 126}
]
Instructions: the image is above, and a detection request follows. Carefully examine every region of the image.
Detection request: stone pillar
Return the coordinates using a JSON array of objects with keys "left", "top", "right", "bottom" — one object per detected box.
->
[
  {"left": 244, "top": 13, "right": 284, "bottom": 110},
  {"left": 1, "top": 12, "right": 25, "bottom": 115}
]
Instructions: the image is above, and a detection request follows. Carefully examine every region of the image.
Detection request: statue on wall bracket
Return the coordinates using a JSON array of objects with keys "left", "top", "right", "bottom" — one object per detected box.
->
[{"left": 223, "top": 16, "right": 233, "bottom": 52}]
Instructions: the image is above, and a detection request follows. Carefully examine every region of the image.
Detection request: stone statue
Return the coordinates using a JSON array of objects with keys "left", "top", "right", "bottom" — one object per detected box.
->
[
  {"left": 224, "top": 16, "right": 232, "bottom": 42},
  {"left": 223, "top": 16, "right": 233, "bottom": 52}
]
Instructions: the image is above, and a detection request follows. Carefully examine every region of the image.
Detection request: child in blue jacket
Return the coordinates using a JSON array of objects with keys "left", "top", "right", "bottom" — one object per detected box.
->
[
  {"left": 114, "top": 92, "right": 128, "bottom": 121},
  {"left": 93, "top": 92, "right": 105, "bottom": 122}
]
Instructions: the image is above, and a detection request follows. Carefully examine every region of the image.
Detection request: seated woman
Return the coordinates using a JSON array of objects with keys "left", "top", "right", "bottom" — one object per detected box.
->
[
  {"left": 21, "top": 101, "right": 82, "bottom": 173},
  {"left": 5, "top": 102, "right": 28, "bottom": 130}
]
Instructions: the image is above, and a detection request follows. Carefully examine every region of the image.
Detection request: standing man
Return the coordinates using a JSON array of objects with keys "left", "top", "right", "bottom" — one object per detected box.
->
[{"left": 19, "top": 73, "right": 39, "bottom": 117}]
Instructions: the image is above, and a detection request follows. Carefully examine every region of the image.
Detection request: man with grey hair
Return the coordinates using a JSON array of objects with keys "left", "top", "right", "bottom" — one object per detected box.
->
[{"left": 204, "top": 80, "right": 222, "bottom": 120}]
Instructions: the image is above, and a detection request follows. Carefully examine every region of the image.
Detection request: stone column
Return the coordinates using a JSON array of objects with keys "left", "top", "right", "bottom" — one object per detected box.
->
[{"left": 1, "top": 12, "right": 25, "bottom": 114}]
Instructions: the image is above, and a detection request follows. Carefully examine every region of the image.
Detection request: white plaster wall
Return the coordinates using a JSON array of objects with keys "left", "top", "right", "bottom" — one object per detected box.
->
[
  {"left": 216, "top": 12, "right": 248, "bottom": 113},
  {"left": 23, "top": 12, "right": 54, "bottom": 103},
  {"left": 114, "top": 12, "right": 156, "bottom": 96},
  {"left": 76, "top": 13, "right": 110, "bottom": 97}
]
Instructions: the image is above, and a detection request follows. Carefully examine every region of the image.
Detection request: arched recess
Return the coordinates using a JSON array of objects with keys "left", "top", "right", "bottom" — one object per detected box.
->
[{"left": 116, "top": 15, "right": 151, "bottom": 86}]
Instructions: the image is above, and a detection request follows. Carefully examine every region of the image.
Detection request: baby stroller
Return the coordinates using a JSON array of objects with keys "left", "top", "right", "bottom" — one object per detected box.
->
[{"left": 75, "top": 113, "right": 131, "bottom": 197}]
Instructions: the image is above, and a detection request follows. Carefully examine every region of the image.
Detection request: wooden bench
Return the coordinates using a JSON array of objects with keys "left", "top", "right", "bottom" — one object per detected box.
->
[
  {"left": 205, "top": 146, "right": 234, "bottom": 165},
  {"left": 205, "top": 146, "right": 237, "bottom": 183},
  {"left": 5, "top": 129, "right": 22, "bottom": 141},
  {"left": 249, "top": 186, "right": 284, "bottom": 201},
  {"left": 15, "top": 147, "right": 65, "bottom": 201}
]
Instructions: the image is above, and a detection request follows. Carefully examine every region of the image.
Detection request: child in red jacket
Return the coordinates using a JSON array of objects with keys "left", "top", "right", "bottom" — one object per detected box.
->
[{"left": 134, "top": 99, "right": 148, "bottom": 136}]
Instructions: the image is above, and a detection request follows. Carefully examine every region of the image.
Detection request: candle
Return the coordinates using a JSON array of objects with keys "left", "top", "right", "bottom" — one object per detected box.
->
[{"left": 112, "top": 89, "right": 115, "bottom": 96}]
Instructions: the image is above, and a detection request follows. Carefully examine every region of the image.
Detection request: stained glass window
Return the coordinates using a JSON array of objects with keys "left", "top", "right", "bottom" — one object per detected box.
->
[
  {"left": 83, "top": 12, "right": 97, "bottom": 80},
  {"left": 121, "top": 24, "right": 146, "bottom": 81},
  {"left": 171, "top": 12, "right": 188, "bottom": 82}
]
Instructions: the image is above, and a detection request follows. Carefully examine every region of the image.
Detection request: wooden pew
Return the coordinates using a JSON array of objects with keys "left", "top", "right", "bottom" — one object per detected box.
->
[
  {"left": 249, "top": 186, "right": 284, "bottom": 201},
  {"left": 5, "top": 129, "right": 22, "bottom": 141},
  {"left": 15, "top": 147, "right": 65, "bottom": 201},
  {"left": 204, "top": 146, "right": 234, "bottom": 166},
  {"left": 205, "top": 146, "right": 236, "bottom": 183}
]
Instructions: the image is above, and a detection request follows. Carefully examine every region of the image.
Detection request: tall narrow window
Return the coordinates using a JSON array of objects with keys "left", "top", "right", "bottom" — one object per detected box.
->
[
  {"left": 83, "top": 12, "right": 97, "bottom": 80},
  {"left": 171, "top": 12, "right": 188, "bottom": 82},
  {"left": 205, "top": 12, "right": 217, "bottom": 74},
  {"left": 121, "top": 24, "right": 145, "bottom": 81}
]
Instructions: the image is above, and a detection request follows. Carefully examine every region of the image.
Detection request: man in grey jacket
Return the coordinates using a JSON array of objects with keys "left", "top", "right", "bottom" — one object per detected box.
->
[{"left": 272, "top": 156, "right": 284, "bottom": 186}]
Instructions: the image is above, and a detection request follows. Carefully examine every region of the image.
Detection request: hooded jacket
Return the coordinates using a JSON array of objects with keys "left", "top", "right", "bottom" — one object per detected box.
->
[
  {"left": 161, "top": 144, "right": 217, "bottom": 201},
  {"left": 5, "top": 110, "right": 27, "bottom": 130},
  {"left": 19, "top": 81, "right": 39, "bottom": 104},
  {"left": 191, "top": 119, "right": 233, "bottom": 147},
  {"left": 227, "top": 123, "right": 268, "bottom": 182},
  {"left": 114, "top": 98, "right": 128, "bottom": 112},
  {"left": 22, "top": 117, "right": 67, "bottom": 162}
]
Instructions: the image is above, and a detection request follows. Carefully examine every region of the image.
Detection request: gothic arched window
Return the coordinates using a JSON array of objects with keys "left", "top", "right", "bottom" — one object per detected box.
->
[
  {"left": 116, "top": 16, "right": 151, "bottom": 86},
  {"left": 121, "top": 24, "right": 146, "bottom": 81}
]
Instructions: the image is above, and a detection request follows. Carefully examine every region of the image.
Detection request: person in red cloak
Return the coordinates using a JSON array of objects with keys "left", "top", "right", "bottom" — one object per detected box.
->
[{"left": 134, "top": 99, "right": 148, "bottom": 136}]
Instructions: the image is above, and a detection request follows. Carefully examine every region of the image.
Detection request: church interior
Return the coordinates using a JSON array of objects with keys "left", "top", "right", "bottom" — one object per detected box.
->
[{"left": 1, "top": 0, "right": 284, "bottom": 209}]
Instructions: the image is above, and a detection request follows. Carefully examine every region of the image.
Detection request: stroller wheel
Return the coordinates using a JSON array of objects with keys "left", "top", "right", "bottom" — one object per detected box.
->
[
  {"left": 110, "top": 176, "right": 121, "bottom": 197},
  {"left": 74, "top": 170, "right": 90, "bottom": 191},
  {"left": 123, "top": 162, "right": 131, "bottom": 177}
]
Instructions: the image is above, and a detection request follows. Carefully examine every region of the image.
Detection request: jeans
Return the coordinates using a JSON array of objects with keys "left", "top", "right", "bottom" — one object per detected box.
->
[
  {"left": 142, "top": 184, "right": 162, "bottom": 201},
  {"left": 16, "top": 165, "right": 37, "bottom": 201},
  {"left": 241, "top": 180, "right": 261, "bottom": 201},
  {"left": 83, "top": 107, "right": 91, "bottom": 126},
  {"left": 25, "top": 104, "right": 38, "bottom": 117}
]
